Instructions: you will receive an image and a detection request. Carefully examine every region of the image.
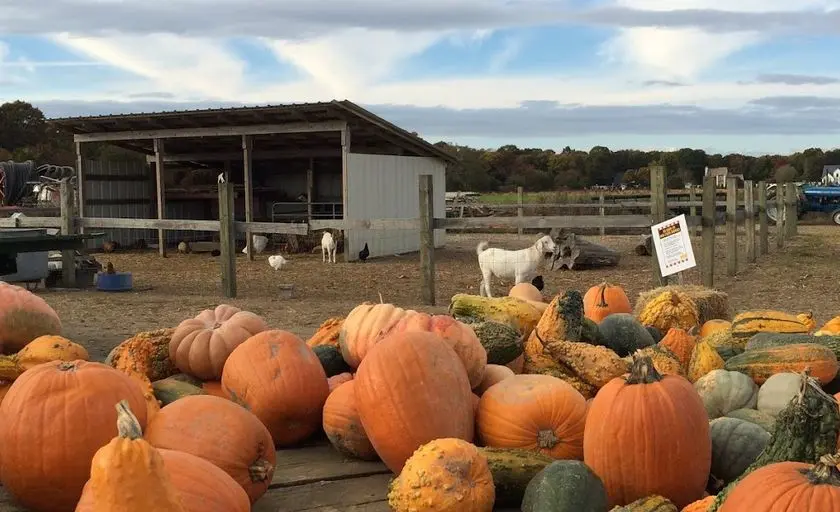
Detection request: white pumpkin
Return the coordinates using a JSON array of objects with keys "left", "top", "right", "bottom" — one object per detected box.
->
[
  {"left": 694, "top": 369, "right": 758, "bottom": 419},
  {"left": 757, "top": 372, "right": 802, "bottom": 417}
]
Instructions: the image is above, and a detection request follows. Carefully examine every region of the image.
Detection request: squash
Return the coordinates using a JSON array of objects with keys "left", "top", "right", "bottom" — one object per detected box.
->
[
  {"left": 584, "top": 352, "right": 710, "bottom": 508},
  {"left": 327, "top": 372, "right": 353, "bottom": 392},
  {"left": 387, "top": 438, "right": 494, "bottom": 512},
  {"left": 815, "top": 315, "right": 840, "bottom": 336},
  {"left": 637, "top": 290, "right": 700, "bottom": 333},
  {"left": 322, "top": 380, "right": 377, "bottom": 461},
  {"left": 312, "top": 344, "right": 352, "bottom": 377},
  {"left": 709, "top": 417, "right": 770, "bottom": 484},
  {"left": 167, "top": 372, "right": 203, "bottom": 386},
  {"left": 106, "top": 329, "right": 178, "bottom": 383},
  {"left": 658, "top": 328, "right": 697, "bottom": 369},
  {"left": 583, "top": 282, "right": 632, "bottom": 324},
  {"left": 306, "top": 316, "right": 343, "bottom": 347},
  {"left": 702, "top": 330, "right": 745, "bottom": 361},
  {"left": 755, "top": 372, "right": 801, "bottom": 417},
  {"left": 730, "top": 310, "right": 815, "bottom": 340},
  {"left": 0, "top": 335, "right": 88, "bottom": 380},
  {"left": 81, "top": 400, "right": 185, "bottom": 512},
  {"left": 477, "top": 447, "right": 553, "bottom": 508},
  {"left": 700, "top": 320, "right": 731, "bottom": 337},
  {"left": 521, "top": 460, "right": 609, "bottom": 512},
  {"left": 449, "top": 293, "right": 543, "bottom": 335},
  {"left": 339, "top": 302, "right": 413, "bottom": 368},
  {"left": 354, "top": 331, "right": 474, "bottom": 473},
  {"left": 470, "top": 321, "right": 523, "bottom": 365},
  {"left": 723, "top": 343, "right": 839, "bottom": 385},
  {"left": 542, "top": 338, "right": 629, "bottom": 396},
  {"left": 474, "top": 364, "right": 515, "bottom": 395},
  {"left": 0, "top": 361, "right": 148, "bottom": 512},
  {"left": 221, "top": 330, "right": 329, "bottom": 447},
  {"left": 724, "top": 409, "right": 776, "bottom": 432},
  {"left": 646, "top": 326, "right": 664, "bottom": 343},
  {"left": 144, "top": 394, "right": 276, "bottom": 504},
  {"left": 694, "top": 369, "right": 758, "bottom": 419},
  {"left": 717, "top": 453, "right": 840, "bottom": 512},
  {"left": 477, "top": 374, "right": 587, "bottom": 459},
  {"left": 510, "top": 282, "right": 544, "bottom": 302},
  {"left": 581, "top": 317, "right": 606, "bottom": 345},
  {"left": 611, "top": 495, "right": 678, "bottom": 511},
  {"left": 632, "top": 345, "right": 684, "bottom": 377},
  {"left": 598, "top": 313, "right": 656, "bottom": 357},
  {"left": 687, "top": 341, "right": 725, "bottom": 383},
  {"left": 152, "top": 377, "right": 206, "bottom": 405},
  {"left": 744, "top": 332, "right": 840, "bottom": 360},
  {"left": 0, "top": 281, "right": 62, "bottom": 354},
  {"left": 170, "top": 305, "right": 268, "bottom": 380},
  {"left": 682, "top": 496, "right": 715, "bottom": 512}
]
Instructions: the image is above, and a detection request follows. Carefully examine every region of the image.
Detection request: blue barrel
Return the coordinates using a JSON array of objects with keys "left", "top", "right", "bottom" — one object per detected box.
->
[{"left": 96, "top": 271, "right": 133, "bottom": 292}]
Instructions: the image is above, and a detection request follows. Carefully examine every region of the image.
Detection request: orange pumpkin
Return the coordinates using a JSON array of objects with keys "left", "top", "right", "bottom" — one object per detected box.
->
[
  {"left": 322, "top": 380, "right": 377, "bottom": 460},
  {"left": 583, "top": 352, "right": 711, "bottom": 508},
  {"left": 477, "top": 374, "right": 588, "bottom": 460},
  {"left": 583, "top": 282, "right": 632, "bottom": 323},
  {"left": 658, "top": 328, "right": 697, "bottom": 369},
  {"left": 506, "top": 354, "right": 525, "bottom": 374},
  {"left": 306, "top": 316, "right": 344, "bottom": 347},
  {"left": 0, "top": 361, "right": 149, "bottom": 512},
  {"left": 339, "top": 302, "right": 413, "bottom": 368},
  {"left": 169, "top": 304, "right": 268, "bottom": 380},
  {"left": 700, "top": 319, "right": 731, "bottom": 337},
  {"left": 201, "top": 380, "right": 228, "bottom": 399},
  {"left": 327, "top": 372, "right": 353, "bottom": 392},
  {"left": 475, "top": 364, "right": 515, "bottom": 395},
  {"left": 509, "top": 283, "right": 544, "bottom": 302},
  {"left": 0, "top": 380, "right": 10, "bottom": 405},
  {"left": 354, "top": 331, "right": 474, "bottom": 473},
  {"left": 144, "top": 394, "right": 276, "bottom": 504},
  {"left": 221, "top": 330, "right": 329, "bottom": 446},
  {"left": 0, "top": 281, "right": 62, "bottom": 354},
  {"left": 384, "top": 312, "right": 487, "bottom": 388}
]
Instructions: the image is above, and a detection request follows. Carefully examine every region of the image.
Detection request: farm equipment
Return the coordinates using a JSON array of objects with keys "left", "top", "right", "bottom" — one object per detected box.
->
[
  {"left": 766, "top": 182, "right": 840, "bottom": 225},
  {"left": 0, "top": 160, "right": 76, "bottom": 207}
]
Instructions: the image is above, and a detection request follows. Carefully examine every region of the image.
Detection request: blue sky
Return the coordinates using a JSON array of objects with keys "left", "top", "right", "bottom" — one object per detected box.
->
[{"left": 1, "top": 0, "right": 840, "bottom": 154}]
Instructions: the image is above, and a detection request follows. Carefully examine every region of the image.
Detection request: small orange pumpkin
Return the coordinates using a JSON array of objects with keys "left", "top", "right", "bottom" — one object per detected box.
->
[
  {"left": 0, "top": 281, "right": 62, "bottom": 354},
  {"left": 339, "top": 303, "right": 413, "bottom": 368},
  {"left": 474, "top": 364, "right": 515, "bottom": 395},
  {"left": 328, "top": 372, "right": 353, "bottom": 392},
  {"left": 700, "top": 319, "right": 731, "bottom": 337},
  {"left": 583, "top": 282, "right": 632, "bottom": 323},
  {"left": 658, "top": 328, "right": 697, "bottom": 369},
  {"left": 323, "top": 380, "right": 377, "bottom": 460}
]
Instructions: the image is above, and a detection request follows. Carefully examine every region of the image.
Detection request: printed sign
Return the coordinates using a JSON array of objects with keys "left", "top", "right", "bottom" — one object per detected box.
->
[{"left": 650, "top": 214, "right": 696, "bottom": 277}]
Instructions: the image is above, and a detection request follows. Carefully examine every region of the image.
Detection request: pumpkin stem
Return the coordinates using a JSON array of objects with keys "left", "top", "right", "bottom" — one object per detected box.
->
[
  {"left": 115, "top": 400, "right": 143, "bottom": 440},
  {"left": 626, "top": 351, "right": 663, "bottom": 384},
  {"left": 57, "top": 361, "right": 77, "bottom": 372},
  {"left": 804, "top": 453, "right": 840, "bottom": 485},
  {"left": 596, "top": 282, "right": 609, "bottom": 308},
  {"left": 668, "top": 291, "right": 680, "bottom": 306},
  {"left": 537, "top": 429, "right": 559, "bottom": 449},
  {"left": 796, "top": 368, "right": 835, "bottom": 405},
  {"left": 249, "top": 458, "right": 275, "bottom": 483},
  {"left": 378, "top": 292, "right": 384, "bottom": 304}
]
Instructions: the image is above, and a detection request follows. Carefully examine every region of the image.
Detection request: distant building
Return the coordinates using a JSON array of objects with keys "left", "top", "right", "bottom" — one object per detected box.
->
[
  {"left": 705, "top": 167, "right": 743, "bottom": 187},
  {"left": 822, "top": 165, "right": 840, "bottom": 185}
]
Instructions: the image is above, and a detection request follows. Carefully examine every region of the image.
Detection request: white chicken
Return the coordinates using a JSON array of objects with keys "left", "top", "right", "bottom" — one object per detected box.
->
[
  {"left": 242, "top": 235, "right": 269, "bottom": 255},
  {"left": 268, "top": 254, "right": 288, "bottom": 270}
]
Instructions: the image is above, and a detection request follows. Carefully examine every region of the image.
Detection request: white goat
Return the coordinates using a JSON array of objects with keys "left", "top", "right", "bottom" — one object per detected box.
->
[
  {"left": 321, "top": 231, "right": 337, "bottom": 263},
  {"left": 268, "top": 254, "right": 288, "bottom": 270},
  {"left": 476, "top": 235, "right": 557, "bottom": 298},
  {"left": 242, "top": 235, "right": 269, "bottom": 255}
]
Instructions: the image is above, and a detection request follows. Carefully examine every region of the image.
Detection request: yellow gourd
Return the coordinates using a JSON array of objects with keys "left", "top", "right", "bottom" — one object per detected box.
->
[{"left": 638, "top": 291, "right": 700, "bottom": 333}]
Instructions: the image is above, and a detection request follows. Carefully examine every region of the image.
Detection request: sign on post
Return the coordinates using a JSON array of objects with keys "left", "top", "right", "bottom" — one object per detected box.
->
[{"left": 651, "top": 214, "right": 696, "bottom": 277}]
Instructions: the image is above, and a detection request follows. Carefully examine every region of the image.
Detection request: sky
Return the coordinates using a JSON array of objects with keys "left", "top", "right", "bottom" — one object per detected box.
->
[{"left": 1, "top": 0, "right": 840, "bottom": 155}]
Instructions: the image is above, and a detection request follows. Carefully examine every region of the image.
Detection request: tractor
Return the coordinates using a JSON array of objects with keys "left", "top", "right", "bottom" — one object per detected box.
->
[{"left": 766, "top": 182, "right": 840, "bottom": 225}]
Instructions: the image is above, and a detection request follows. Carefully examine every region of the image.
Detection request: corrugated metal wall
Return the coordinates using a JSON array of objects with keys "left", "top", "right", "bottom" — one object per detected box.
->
[{"left": 345, "top": 154, "right": 446, "bottom": 261}]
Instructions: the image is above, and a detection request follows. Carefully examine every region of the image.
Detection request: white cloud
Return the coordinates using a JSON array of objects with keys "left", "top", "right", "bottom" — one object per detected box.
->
[{"left": 488, "top": 36, "right": 525, "bottom": 72}]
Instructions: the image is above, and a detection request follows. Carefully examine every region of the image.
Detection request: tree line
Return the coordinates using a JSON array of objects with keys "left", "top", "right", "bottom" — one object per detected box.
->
[{"left": 2, "top": 100, "right": 837, "bottom": 192}]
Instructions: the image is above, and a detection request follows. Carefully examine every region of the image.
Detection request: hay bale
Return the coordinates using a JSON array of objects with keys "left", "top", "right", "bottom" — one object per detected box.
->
[{"left": 634, "top": 285, "right": 732, "bottom": 324}]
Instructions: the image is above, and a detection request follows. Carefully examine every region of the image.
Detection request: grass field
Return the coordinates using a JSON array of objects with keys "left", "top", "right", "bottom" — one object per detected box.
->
[{"left": 470, "top": 189, "right": 706, "bottom": 205}]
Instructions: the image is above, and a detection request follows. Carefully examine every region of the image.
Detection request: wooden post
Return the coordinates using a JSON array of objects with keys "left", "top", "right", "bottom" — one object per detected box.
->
[
  {"left": 744, "top": 180, "right": 756, "bottom": 264},
  {"left": 701, "top": 176, "right": 715, "bottom": 288},
  {"left": 74, "top": 142, "right": 85, "bottom": 235},
  {"left": 59, "top": 179, "right": 76, "bottom": 288},
  {"left": 757, "top": 181, "right": 768, "bottom": 255},
  {"left": 153, "top": 138, "right": 166, "bottom": 257},
  {"left": 341, "top": 127, "right": 351, "bottom": 262},
  {"left": 689, "top": 185, "right": 698, "bottom": 236},
  {"left": 784, "top": 182, "right": 798, "bottom": 238},
  {"left": 306, "top": 157, "right": 314, "bottom": 222},
  {"left": 650, "top": 166, "right": 668, "bottom": 286},
  {"left": 419, "top": 175, "right": 435, "bottom": 305},
  {"left": 599, "top": 192, "right": 605, "bottom": 237},
  {"left": 516, "top": 186, "right": 524, "bottom": 236},
  {"left": 776, "top": 185, "right": 785, "bottom": 249},
  {"left": 242, "top": 135, "right": 254, "bottom": 261},
  {"left": 218, "top": 181, "right": 236, "bottom": 298},
  {"left": 726, "top": 177, "right": 738, "bottom": 276}
]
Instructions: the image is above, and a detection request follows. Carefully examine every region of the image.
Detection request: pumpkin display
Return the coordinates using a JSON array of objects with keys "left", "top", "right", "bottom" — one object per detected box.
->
[
  {"left": 611, "top": 495, "right": 678, "bottom": 511},
  {"left": 694, "top": 369, "right": 758, "bottom": 419},
  {"left": 383, "top": 312, "right": 487, "bottom": 388},
  {"left": 658, "top": 328, "right": 697, "bottom": 369},
  {"left": 724, "top": 408, "right": 776, "bottom": 432},
  {"left": 701, "top": 330, "right": 745, "bottom": 361},
  {"left": 322, "top": 380, "right": 377, "bottom": 461},
  {"left": 327, "top": 372, "right": 353, "bottom": 392},
  {"left": 632, "top": 345, "right": 684, "bottom": 377},
  {"left": 106, "top": 329, "right": 179, "bottom": 382},
  {"left": 0, "top": 361, "right": 149, "bottom": 512},
  {"left": 524, "top": 291, "right": 586, "bottom": 375},
  {"left": 0, "top": 335, "right": 89, "bottom": 380},
  {"left": 755, "top": 372, "right": 801, "bottom": 417},
  {"left": 0, "top": 281, "right": 62, "bottom": 354},
  {"left": 478, "top": 447, "right": 554, "bottom": 508},
  {"left": 169, "top": 305, "right": 268, "bottom": 380},
  {"left": 144, "top": 394, "right": 276, "bottom": 503},
  {"left": 521, "top": 459, "right": 609, "bottom": 512},
  {"left": 470, "top": 321, "right": 524, "bottom": 365},
  {"left": 338, "top": 302, "right": 413, "bottom": 368},
  {"left": 700, "top": 319, "right": 731, "bottom": 337},
  {"left": 584, "top": 353, "right": 711, "bottom": 508},
  {"left": 509, "top": 282, "right": 544, "bottom": 302},
  {"left": 583, "top": 282, "right": 632, "bottom": 324},
  {"left": 723, "top": 343, "right": 839, "bottom": 385},
  {"left": 598, "top": 313, "right": 656, "bottom": 357},
  {"left": 744, "top": 332, "right": 840, "bottom": 359},
  {"left": 542, "top": 339, "right": 630, "bottom": 399},
  {"left": 151, "top": 377, "right": 206, "bottom": 405},
  {"left": 221, "top": 330, "right": 329, "bottom": 447},
  {"left": 477, "top": 374, "right": 587, "bottom": 459},
  {"left": 387, "top": 438, "right": 495, "bottom": 512},
  {"left": 306, "top": 316, "right": 344, "bottom": 347},
  {"left": 475, "top": 364, "right": 515, "bottom": 395},
  {"left": 638, "top": 290, "right": 700, "bottom": 333},
  {"left": 709, "top": 417, "right": 770, "bottom": 484},
  {"left": 816, "top": 315, "right": 840, "bottom": 336},
  {"left": 449, "top": 293, "right": 544, "bottom": 334},
  {"left": 729, "top": 310, "right": 815, "bottom": 339},
  {"left": 687, "top": 340, "right": 725, "bottom": 383},
  {"left": 354, "top": 331, "right": 474, "bottom": 473}
]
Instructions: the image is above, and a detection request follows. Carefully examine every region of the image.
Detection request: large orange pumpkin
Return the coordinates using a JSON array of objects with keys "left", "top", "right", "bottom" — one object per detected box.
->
[
  {"left": 0, "top": 361, "right": 148, "bottom": 512},
  {"left": 583, "top": 352, "right": 711, "bottom": 508},
  {"left": 221, "top": 330, "right": 329, "bottom": 447},
  {"left": 169, "top": 304, "right": 268, "bottom": 380},
  {"left": 384, "top": 312, "right": 487, "bottom": 388},
  {"left": 583, "top": 282, "right": 632, "bottom": 323},
  {"left": 144, "top": 394, "right": 276, "bottom": 504},
  {"left": 339, "top": 303, "right": 413, "bottom": 368},
  {"left": 354, "top": 331, "right": 475, "bottom": 473},
  {"left": 322, "top": 380, "right": 377, "bottom": 460},
  {"left": 477, "top": 374, "right": 588, "bottom": 459},
  {"left": 0, "top": 281, "right": 62, "bottom": 354}
]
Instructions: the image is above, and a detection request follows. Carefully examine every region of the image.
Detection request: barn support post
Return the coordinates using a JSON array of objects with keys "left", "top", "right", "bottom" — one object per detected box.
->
[
  {"left": 649, "top": 166, "right": 667, "bottom": 287},
  {"left": 218, "top": 181, "right": 237, "bottom": 298},
  {"left": 776, "top": 186, "right": 785, "bottom": 249},
  {"left": 744, "top": 179, "right": 756, "bottom": 264},
  {"left": 59, "top": 178, "right": 76, "bottom": 288},
  {"left": 153, "top": 138, "right": 167, "bottom": 257},
  {"left": 784, "top": 182, "right": 798, "bottom": 238},
  {"left": 419, "top": 174, "right": 436, "bottom": 305},
  {"left": 74, "top": 142, "right": 85, "bottom": 235},
  {"left": 725, "top": 176, "right": 738, "bottom": 276},
  {"left": 689, "top": 185, "right": 698, "bottom": 237},
  {"left": 701, "top": 176, "right": 716, "bottom": 288},
  {"left": 757, "top": 181, "right": 768, "bottom": 255},
  {"left": 242, "top": 135, "right": 254, "bottom": 261},
  {"left": 341, "top": 126, "right": 351, "bottom": 262},
  {"left": 307, "top": 158, "right": 314, "bottom": 222},
  {"left": 516, "top": 186, "right": 524, "bottom": 236}
]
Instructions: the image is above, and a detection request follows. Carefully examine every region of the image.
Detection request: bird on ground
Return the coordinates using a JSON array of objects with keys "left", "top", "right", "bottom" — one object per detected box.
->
[
  {"left": 217, "top": 173, "right": 225, "bottom": 184},
  {"left": 358, "top": 242, "right": 370, "bottom": 262},
  {"left": 105, "top": 262, "right": 116, "bottom": 275},
  {"left": 268, "top": 254, "right": 288, "bottom": 270}
]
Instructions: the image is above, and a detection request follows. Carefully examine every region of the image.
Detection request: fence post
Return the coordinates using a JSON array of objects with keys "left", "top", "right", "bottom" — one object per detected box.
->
[
  {"left": 218, "top": 181, "right": 236, "bottom": 298},
  {"left": 59, "top": 179, "right": 77, "bottom": 288},
  {"left": 757, "top": 181, "right": 768, "bottom": 255},
  {"left": 701, "top": 176, "right": 715, "bottom": 288},
  {"left": 689, "top": 185, "right": 698, "bottom": 236},
  {"left": 419, "top": 175, "right": 436, "bottom": 306},
  {"left": 650, "top": 166, "right": 668, "bottom": 287},
  {"left": 744, "top": 180, "right": 756, "bottom": 264},
  {"left": 516, "top": 186, "right": 524, "bottom": 236},
  {"left": 726, "top": 177, "right": 738, "bottom": 276},
  {"left": 776, "top": 185, "right": 785, "bottom": 249},
  {"left": 784, "top": 183, "right": 798, "bottom": 238},
  {"left": 599, "top": 192, "right": 605, "bottom": 238}
]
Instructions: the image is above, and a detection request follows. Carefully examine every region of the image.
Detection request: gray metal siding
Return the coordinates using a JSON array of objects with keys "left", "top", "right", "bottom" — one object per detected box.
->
[{"left": 83, "top": 160, "right": 155, "bottom": 247}]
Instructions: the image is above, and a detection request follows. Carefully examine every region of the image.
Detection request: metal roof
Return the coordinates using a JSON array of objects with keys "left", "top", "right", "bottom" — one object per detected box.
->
[{"left": 49, "top": 100, "right": 458, "bottom": 165}]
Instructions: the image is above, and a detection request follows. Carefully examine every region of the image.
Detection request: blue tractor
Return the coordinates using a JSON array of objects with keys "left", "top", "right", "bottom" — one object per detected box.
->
[{"left": 766, "top": 183, "right": 840, "bottom": 225}]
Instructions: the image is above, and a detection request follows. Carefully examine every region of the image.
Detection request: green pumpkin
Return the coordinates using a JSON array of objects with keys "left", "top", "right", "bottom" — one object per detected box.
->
[
  {"left": 646, "top": 326, "right": 663, "bottom": 343},
  {"left": 598, "top": 313, "right": 655, "bottom": 357},
  {"left": 709, "top": 417, "right": 771, "bottom": 484},
  {"left": 477, "top": 447, "right": 553, "bottom": 508},
  {"left": 471, "top": 321, "right": 523, "bottom": 365},
  {"left": 152, "top": 377, "right": 206, "bottom": 405},
  {"left": 312, "top": 344, "right": 352, "bottom": 377},
  {"left": 745, "top": 332, "right": 840, "bottom": 360},
  {"left": 521, "top": 460, "right": 609, "bottom": 512}
]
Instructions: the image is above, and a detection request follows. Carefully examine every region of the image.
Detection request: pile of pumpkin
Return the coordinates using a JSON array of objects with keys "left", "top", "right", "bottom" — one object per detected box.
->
[{"left": 3, "top": 277, "right": 840, "bottom": 512}]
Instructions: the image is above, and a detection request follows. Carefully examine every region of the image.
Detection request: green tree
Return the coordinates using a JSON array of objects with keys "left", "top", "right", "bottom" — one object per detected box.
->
[{"left": 0, "top": 101, "right": 47, "bottom": 151}]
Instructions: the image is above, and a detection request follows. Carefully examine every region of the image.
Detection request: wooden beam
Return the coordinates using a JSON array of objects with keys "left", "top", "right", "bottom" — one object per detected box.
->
[
  {"left": 701, "top": 176, "right": 715, "bottom": 288},
  {"left": 234, "top": 221, "right": 308, "bottom": 236},
  {"left": 649, "top": 166, "right": 667, "bottom": 287},
  {"left": 516, "top": 186, "right": 524, "bottom": 236},
  {"left": 59, "top": 179, "right": 76, "bottom": 288},
  {"left": 73, "top": 120, "right": 347, "bottom": 143},
  {"left": 726, "top": 176, "right": 738, "bottom": 276},
  {"left": 784, "top": 182, "right": 798, "bottom": 237},
  {"left": 757, "top": 180, "right": 768, "bottom": 255},
  {"left": 744, "top": 180, "right": 756, "bottom": 264},
  {"left": 146, "top": 148, "right": 341, "bottom": 163},
  {"left": 776, "top": 186, "right": 785, "bottom": 249},
  {"left": 437, "top": 215, "right": 654, "bottom": 230},
  {"left": 341, "top": 126, "right": 351, "bottom": 262},
  {"left": 75, "top": 142, "right": 85, "bottom": 234},
  {"left": 306, "top": 158, "right": 314, "bottom": 222},
  {"left": 243, "top": 135, "right": 254, "bottom": 261},
  {"left": 81, "top": 218, "right": 219, "bottom": 231},
  {"left": 153, "top": 138, "right": 167, "bottom": 257},
  {"left": 419, "top": 175, "right": 435, "bottom": 306},
  {"left": 218, "top": 182, "right": 236, "bottom": 298}
]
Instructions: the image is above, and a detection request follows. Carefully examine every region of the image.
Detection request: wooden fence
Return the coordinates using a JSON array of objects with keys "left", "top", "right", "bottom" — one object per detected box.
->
[{"left": 0, "top": 168, "right": 800, "bottom": 303}]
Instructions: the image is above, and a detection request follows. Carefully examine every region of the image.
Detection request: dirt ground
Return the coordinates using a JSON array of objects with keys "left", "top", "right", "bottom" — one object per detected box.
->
[{"left": 31, "top": 225, "right": 840, "bottom": 362}]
